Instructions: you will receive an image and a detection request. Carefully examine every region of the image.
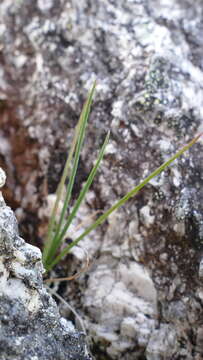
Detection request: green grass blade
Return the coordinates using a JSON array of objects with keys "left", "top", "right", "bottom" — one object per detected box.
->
[
  {"left": 44, "top": 82, "right": 96, "bottom": 265},
  {"left": 44, "top": 131, "right": 109, "bottom": 270},
  {"left": 50, "top": 131, "right": 110, "bottom": 254},
  {"left": 43, "top": 85, "right": 96, "bottom": 264},
  {"left": 46, "top": 133, "right": 202, "bottom": 271},
  {"left": 43, "top": 109, "right": 82, "bottom": 264}
]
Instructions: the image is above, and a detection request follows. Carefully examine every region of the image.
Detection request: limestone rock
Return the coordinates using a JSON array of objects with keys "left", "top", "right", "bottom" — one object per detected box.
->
[
  {"left": 0, "top": 0, "right": 203, "bottom": 359},
  {"left": 0, "top": 194, "right": 91, "bottom": 360}
]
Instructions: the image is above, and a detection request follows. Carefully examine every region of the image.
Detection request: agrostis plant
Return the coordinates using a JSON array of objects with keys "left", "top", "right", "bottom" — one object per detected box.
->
[{"left": 42, "top": 82, "right": 202, "bottom": 272}]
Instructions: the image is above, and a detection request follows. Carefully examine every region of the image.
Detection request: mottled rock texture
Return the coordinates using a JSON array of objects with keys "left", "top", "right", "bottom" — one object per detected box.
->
[
  {"left": 0, "top": 192, "right": 91, "bottom": 360},
  {"left": 0, "top": 0, "right": 203, "bottom": 359}
]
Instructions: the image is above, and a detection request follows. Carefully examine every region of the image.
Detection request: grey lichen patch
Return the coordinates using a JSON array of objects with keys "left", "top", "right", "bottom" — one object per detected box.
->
[{"left": 132, "top": 54, "right": 200, "bottom": 135}]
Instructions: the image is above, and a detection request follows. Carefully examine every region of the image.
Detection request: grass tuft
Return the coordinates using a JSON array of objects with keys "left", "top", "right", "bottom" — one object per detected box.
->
[{"left": 43, "top": 83, "right": 202, "bottom": 272}]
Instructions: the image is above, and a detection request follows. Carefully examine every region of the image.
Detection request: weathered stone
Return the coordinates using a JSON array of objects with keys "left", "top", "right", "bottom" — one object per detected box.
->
[
  {"left": 0, "top": 0, "right": 203, "bottom": 359},
  {"left": 0, "top": 191, "right": 91, "bottom": 360}
]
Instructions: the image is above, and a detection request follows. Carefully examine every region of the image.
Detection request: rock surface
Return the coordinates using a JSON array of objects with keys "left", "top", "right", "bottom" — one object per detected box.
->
[
  {"left": 0, "top": 190, "right": 91, "bottom": 360},
  {"left": 0, "top": 0, "right": 203, "bottom": 359}
]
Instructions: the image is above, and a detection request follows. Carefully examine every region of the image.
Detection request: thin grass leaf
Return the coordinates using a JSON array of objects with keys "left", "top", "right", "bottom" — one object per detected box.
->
[
  {"left": 46, "top": 133, "right": 202, "bottom": 271},
  {"left": 44, "top": 82, "right": 96, "bottom": 265},
  {"left": 44, "top": 131, "right": 109, "bottom": 270},
  {"left": 48, "top": 131, "right": 110, "bottom": 260},
  {"left": 43, "top": 90, "right": 93, "bottom": 265},
  {"left": 43, "top": 111, "right": 81, "bottom": 263}
]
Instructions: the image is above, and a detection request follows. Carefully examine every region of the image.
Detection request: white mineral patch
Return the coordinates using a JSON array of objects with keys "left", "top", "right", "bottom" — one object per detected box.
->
[
  {"left": 158, "top": 139, "right": 172, "bottom": 152},
  {"left": 197, "top": 289, "right": 203, "bottom": 301},
  {"left": 27, "top": 289, "right": 42, "bottom": 313},
  {"left": 118, "top": 262, "right": 157, "bottom": 305},
  {"left": 60, "top": 317, "right": 75, "bottom": 334},
  {"left": 3, "top": 277, "right": 41, "bottom": 313},
  {"left": 37, "top": 0, "right": 54, "bottom": 12},
  {"left": 130, "top": 123, "right": 142, "bottom": 137},
  {"left": 199, "top": 258, "right": 203, "bottom": 278},
  {"left": 104, "top": 282, "right": 155, "bottom": 317},
  {"left": 0, "top": 256, "right": 9, "bottom": 289},
  {"left": 120, "top": 317, "right": 137, "bottom": 338},
  {"left": 111, "top": 100, "right": 123, "bottom": 119},
  {"left": 0, "top": 256, "right": 41, "bottom": 313},
  {"left": 146, "top": 324, "right": 178, "bottom": 360},
  {"left": 121, "top": 315, "right": 155, "bottom": 346},
  {"left": 0, "top": 24, "right": 6, "bottom": 37},
  {"left": 35, "top": 53, "right": 44, "bottom": 74},
  {"left": 14, "top": 54, "right": 27, "bottom": 68},
  {"left": 171, "top": 167, "right": 182, "bottom": 187},
  {"left": 140, "top": 205, "right": 155, "bottom": 228},
  {"left": 107, "top": 339, "right": 134, "bottom": 358},
  {"left": 105, "top": 142, "right": 117, "bottom": 154},
  {"left": 0, "top": 168, "right": 6, "bottom": 188},
  {"left": 173, "top": 222, "right": 185, "bottom": 236}
]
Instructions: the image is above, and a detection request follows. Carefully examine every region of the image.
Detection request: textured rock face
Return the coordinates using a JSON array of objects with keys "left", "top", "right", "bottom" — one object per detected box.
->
[
  {"left": 0, "top": 193, "right": 91, "bottom": 360},
  {"left": 0, "top": 0, "right": 203, "bottom": 359}
]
